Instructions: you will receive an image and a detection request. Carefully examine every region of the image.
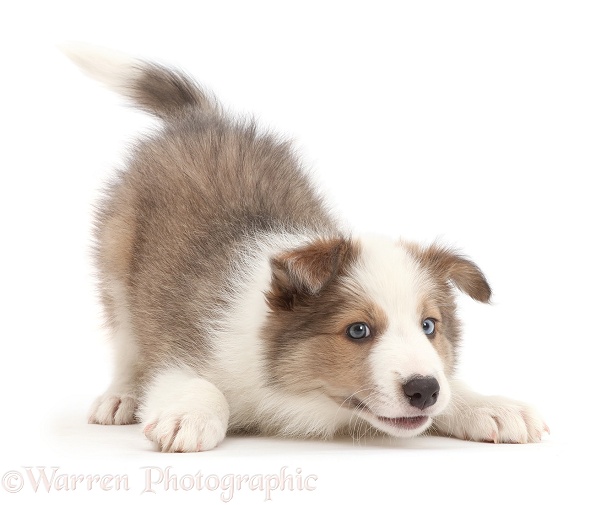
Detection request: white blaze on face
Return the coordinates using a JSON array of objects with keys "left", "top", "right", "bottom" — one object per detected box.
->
[{"left": 349, "top": 236, "right": 451, "bottom": 418}]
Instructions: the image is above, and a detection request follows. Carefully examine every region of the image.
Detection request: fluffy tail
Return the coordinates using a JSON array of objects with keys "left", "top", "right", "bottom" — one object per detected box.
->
[{"left": 61, "top": 43, "right": 217, "bottom": 120}]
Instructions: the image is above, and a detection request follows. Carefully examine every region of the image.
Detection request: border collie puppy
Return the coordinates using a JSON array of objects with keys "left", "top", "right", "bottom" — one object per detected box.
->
[{"left": 65, "top": 46, "right": 547, "bottom": 452}]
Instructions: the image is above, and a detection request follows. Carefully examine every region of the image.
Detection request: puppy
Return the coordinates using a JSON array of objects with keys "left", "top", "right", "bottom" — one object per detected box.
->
[{"left": 65, "top": 46, "right": 547, "bottom": 452}]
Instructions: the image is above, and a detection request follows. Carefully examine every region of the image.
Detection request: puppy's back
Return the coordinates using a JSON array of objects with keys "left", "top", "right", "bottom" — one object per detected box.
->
[{"left": 66, "top": 45, "right": 338, "bottom": 376}]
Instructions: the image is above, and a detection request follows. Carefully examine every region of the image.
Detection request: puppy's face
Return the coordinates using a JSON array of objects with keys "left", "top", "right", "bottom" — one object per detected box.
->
[{"left": 264, "top": 236, "right": 491, "bottom": 437}]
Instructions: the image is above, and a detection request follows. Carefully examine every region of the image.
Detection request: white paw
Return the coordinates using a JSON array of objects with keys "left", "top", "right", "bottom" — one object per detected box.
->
[
  {"left": 139, "top": 368, "right": 230, "bottom": 452},
  {"left": 142, "top": 410, "right": 227, "bottom": 452},
  {"left": 435, "top": 396, "right": 549, "bottom": 444},
  {"left": 89, "top": 393, "right": 137, "bottom": 425}
]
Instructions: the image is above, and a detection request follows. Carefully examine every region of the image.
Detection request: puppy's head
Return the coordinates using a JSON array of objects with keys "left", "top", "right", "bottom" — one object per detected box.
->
[{"left": 264, "top": 235, "right": 491, "bottom": 437}]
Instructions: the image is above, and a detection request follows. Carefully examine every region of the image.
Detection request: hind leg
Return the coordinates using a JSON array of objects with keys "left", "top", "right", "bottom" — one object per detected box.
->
[{"left": 89, "top": 280, "right": 140, "bottom": 425}]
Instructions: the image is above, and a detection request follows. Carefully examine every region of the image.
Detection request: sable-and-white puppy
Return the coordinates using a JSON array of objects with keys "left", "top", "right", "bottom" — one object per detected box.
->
[{"left": 65, "top": 46, "right": 547, "bottom": 452}]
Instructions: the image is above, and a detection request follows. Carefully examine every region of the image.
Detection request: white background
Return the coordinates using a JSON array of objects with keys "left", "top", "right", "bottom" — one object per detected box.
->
[{"left": 2, "top": 1, "right": 606, "bottom": 503}]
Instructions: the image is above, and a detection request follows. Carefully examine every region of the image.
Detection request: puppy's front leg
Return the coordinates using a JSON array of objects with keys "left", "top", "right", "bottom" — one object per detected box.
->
[
  {"left": 138, "top": 367, "right": 229, "bottom": 452},
  {"left": 432, "top": 380, "right": 549, "bottom": 444}
]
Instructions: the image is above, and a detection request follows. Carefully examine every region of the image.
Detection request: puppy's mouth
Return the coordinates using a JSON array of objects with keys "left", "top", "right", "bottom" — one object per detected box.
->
[
  {"left": 375, "top": 415, "right": 429, "bottom": 430},
  {"left": 334, "top": 396, "right": 430, "bottom": 432}
]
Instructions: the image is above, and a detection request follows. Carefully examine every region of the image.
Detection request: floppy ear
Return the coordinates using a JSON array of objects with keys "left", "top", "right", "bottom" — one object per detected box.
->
[
  {"left": 408, "top": 243, "right": 492, "bottom": 303},
  {"left": 266, "top": 238, "right": 353, "bottom": 310}
]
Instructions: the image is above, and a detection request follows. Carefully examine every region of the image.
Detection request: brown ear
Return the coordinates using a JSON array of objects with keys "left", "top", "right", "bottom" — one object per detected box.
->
[
  {"left": 409, "top": 243, "right": 492, "bottom": 302},
  {"left": 267, "top": 238, "right": 353, "bottom": 310}
]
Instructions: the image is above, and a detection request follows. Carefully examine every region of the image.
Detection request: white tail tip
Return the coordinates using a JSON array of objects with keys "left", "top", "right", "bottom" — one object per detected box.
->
[{"left": 59, "top": 42, "right": 143, "bottom": 94}]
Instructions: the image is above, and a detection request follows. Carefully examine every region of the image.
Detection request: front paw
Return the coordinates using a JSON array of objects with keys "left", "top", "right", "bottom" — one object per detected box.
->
[
  {"left": 434, "top": 396, "right": 549, "bottom": 444},
  {"left": 89, "top": 392, "right": 137, "bottom": 425},
  {"left": 142, "top": 409, "right": 228, "bottom": 452},
  {"left": 139, "top": 369, "right": 230, "bottom": 452}
]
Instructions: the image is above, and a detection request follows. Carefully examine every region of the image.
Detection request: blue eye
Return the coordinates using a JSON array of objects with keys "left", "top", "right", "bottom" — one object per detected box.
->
[
  {"left": 422, "top": 318, "right": 436, "bottom": 337},
  {"left": 347, "top": 323, "right": 371, "bottom": 339}
]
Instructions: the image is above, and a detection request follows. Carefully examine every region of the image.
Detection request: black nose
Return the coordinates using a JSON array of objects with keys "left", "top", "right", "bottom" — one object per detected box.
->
[{"left": 403, "top": 376, "right": 440, "bottom": 410}]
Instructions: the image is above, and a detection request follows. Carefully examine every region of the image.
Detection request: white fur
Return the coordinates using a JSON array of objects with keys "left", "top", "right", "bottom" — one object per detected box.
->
[
  {"left": 139, "top": 368, "right": 230, "bottom": 452},
  {"left": 61, "top": 43, "right": 144, "bottom": 100}
]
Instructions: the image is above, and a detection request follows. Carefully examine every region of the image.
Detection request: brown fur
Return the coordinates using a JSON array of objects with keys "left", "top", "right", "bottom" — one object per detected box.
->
[
  {"left": 130, "top": 63, "right": 218, "bottom": 119},
  {"left": 262, "top": 238, "right": 389, "bottom": 401},
  {"left": 267, "top": 238, "right": 355, "bottom": 309},
  {"left": 406, "top": 243, "right": 492, "bottom": 303},
  {"left": 93, "top": 64, "right": 340, "bottom": 389}
]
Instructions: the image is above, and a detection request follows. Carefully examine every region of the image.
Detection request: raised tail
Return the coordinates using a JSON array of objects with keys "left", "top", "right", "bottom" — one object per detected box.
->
[{"left": 61, "top": 43, "right": 217, "bottom": 120}]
